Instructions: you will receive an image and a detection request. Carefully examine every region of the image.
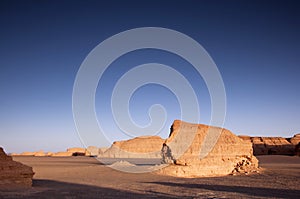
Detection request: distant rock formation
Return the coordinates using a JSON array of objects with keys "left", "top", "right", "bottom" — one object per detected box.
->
[
  {"left": 33, "top": 150, "right": 46, "bottom": 157},
  {"left": 157, "top": 120, "right": 258, "bottom": 177},
  {"left": 86, "top": 146, "right": 99, "bottom": 157},
  {"left": 0, "top": 147, "right": 34, "bottom": 188},
  {"left": 52, "top": 151, "right": 74, "bottom": 157},
  {"left": 99, "top": 136, "right": 164, "bottom": 158},
  {"left": 98, "top": 147, "right": 109, "bottom": 156},
  {"left": 20, "top": 152, "right": 35, "bottom": 156},
  {"left": 11, "top": 151, "right": 48, "bottom": 157},
  {"left": 85, "top": 146, "right": 109, "bottom": 157},
  {"left": 67, "top": 147, "right": 86, "bottom": 156},
  {"left": 46, "top": 152, "right": 54, "bottom": 156},
  {"left": 11, "top": 147, "right": 90, "bottom": 157},
  {"left": 239, "top": 134, "right": 300, "bottom": 156}
]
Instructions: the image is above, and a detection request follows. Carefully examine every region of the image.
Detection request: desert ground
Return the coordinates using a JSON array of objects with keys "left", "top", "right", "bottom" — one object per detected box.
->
[{"left": 0, "top": 155, "right": 299, "bottom": 198}]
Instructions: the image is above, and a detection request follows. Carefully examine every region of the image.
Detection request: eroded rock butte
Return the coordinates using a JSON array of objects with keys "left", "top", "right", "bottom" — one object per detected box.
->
[
  {"left": 100, "top": 136, "right": 164, "bottom": 158},
  {"left": 157, "top": 120, "right": 259, "bottom": 177}
]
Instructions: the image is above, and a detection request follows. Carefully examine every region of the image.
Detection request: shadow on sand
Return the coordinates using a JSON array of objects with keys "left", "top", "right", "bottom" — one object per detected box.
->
[
  {"left": 2, "top": 179, "right": 299, "bottom": 198},
  {"left": 148, "top": 181, "right": 300, "bottom": 198},
  {"left": 0, "top": 179, "right": 174, "bottom": 199}
]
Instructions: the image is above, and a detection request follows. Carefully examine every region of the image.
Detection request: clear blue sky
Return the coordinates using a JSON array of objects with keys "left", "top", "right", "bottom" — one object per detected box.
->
[{"left": 1, "top": 0, "right": 299, "bottom": 153}]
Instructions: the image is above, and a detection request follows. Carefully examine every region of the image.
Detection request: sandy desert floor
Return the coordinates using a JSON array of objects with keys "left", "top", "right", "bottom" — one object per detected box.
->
[{"left": 0, "top": 155, "right": 299, "bottom": 198}]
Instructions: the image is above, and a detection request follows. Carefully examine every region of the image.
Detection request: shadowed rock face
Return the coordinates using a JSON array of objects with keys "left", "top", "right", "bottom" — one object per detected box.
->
[
  {"left": 157, "top": 120, "right": 258, "bottom": 177},
  {"left": 100, "top": 136, "right": 164, "bottom": 158},
  {"left": 290, "top": 134, "right": 300, "bottom": 146},
  {"left": 295, "top": 143, "right": 300, "bottom": 156},
  {"left": 239, "top": 134, "right": 300, "bottom": 156},
  {"left": 67, "top": 147, "right": 86, "bottom": 156},
  {"left": 0, "top": 147, "right": 34, "bottom": 188}
]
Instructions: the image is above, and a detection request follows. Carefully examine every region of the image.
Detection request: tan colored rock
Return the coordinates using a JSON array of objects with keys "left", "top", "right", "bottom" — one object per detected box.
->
[
  {"left": 46, "top": 152, "right": 54, "bottom": 156},
  {"left": 0, "top": 147, "right": 34, "bottom": 188},
  {"left": 10, "top": 153, "right": 21, "bottom": 156},
  {"left": 86, "top": 146, "right": 99, "bottom": 157},
  {"left": 34, "top": 150, "right": 46, "bottom": 157},
  {"left": 100, "top": 136, "right": 165, "bottom": 158},
  {"left": 238, "top": 135, "right": 251, "bottom": 143},
  {"left": 20, "top": 151, "right": 35, "bottom": 156},
  {"left": 11, "top": 151, "right": 49, "bottom": 157},
  {"left": 290, "top": 134, "right": 300, "bottom": 145},
  {"left": 264, "top": 137, "right": 294, "bottom": 155},
  {"left": 157, "top": 120, "right": 258, "bottom": 177},
  {"left": 51, "top": 151, "right": 74, "bottom": 157},
  {"left": 240, "top": 136, "right": 295, "bottom": 155},
  {"left": 98, "top": 147, "right": 108, "bottom": 156},
  {"left": 240, "top": 133, "right": 299, "bottom": 156},
  {"left": 67, "top": 147, "right": 86, "bottom": 156}
]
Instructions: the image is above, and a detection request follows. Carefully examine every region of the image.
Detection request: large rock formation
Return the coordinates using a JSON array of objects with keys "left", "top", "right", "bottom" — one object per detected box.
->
[
  {"left": 0, "top": 147, "right": 34, "bottom": 188},
  {"left": 100, "top": 136, "right": 164, "bottom": 158},
  {"left": 239, "top": 134, "right": 299, "bottom": 156},
  {"left": 157, "top": 120, "right": 258, "bottom": 177}
]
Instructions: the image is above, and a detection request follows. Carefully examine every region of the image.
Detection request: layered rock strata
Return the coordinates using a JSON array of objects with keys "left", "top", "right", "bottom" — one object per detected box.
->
[
  {"left": 157, "top": 120, "right": 258, "bottom": 177},
  {"left": 100, "top": 136, "right": 164, "bottom": 158}
]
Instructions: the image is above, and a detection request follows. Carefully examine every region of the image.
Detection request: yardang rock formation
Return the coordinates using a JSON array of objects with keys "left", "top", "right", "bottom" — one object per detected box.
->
[
  {"left": 239, "top": 134, "right": 300, "bottom": 156},
  {"left": 100, "top": 136, "right": 164, "bottom": 158},
  {"left": 157, "top": 120, "right": 259, "bottom": 177}
]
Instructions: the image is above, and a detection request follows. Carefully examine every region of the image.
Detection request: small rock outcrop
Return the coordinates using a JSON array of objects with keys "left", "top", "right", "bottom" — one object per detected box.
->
[
  {"left": 157, "top": 120, "right": 258, "bottom": 177},
  {"left": 0, "top": 147, "right": 34, "bottom": 188},
  {"left": 100, "top": 136, "right": 164, "bottom": 158}
]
